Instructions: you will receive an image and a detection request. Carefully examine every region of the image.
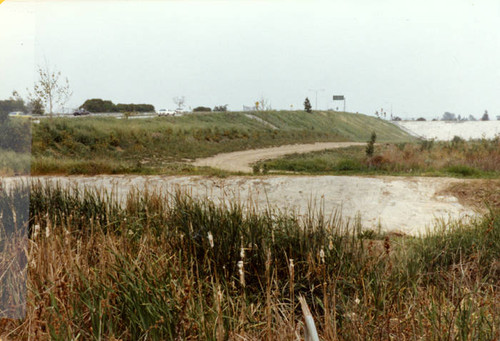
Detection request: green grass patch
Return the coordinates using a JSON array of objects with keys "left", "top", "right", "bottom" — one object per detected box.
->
[{"left": 0, "top": 149, "right": 30, "bottom": 175}]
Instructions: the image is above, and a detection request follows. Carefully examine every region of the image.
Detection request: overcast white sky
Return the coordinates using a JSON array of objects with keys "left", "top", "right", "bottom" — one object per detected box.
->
[{"left": 1, "top": 0, "right": 499, "bottom": 118}]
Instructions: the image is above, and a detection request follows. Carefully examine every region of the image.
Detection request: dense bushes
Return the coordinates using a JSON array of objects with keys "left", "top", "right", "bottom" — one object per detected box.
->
[
  {"left": 193, "top": 106, "right": 212, "bottom": 112},
  {"left": 115, "top": 103, "right": 155, "bottom": 112},
  {"left": 80, "top": 99, "right": 117, "bottom": 112},
  {"left": 80, "top": 98, "right": 155, "bottom": 113}
]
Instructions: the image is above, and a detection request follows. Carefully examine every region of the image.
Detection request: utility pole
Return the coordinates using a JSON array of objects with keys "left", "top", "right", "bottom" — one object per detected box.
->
[{"left": 309, "top": 88, "right": 324, "bottom": 110}]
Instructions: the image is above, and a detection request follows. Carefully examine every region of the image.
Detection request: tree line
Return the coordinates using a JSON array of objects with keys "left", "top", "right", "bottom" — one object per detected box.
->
[{"left": 80, "top": 99, "right": 155, "bottom": 113}]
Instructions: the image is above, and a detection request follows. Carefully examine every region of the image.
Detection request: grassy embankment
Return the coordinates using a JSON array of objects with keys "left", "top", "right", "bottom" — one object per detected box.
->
[
  {"left": 30, "top": 111, "right": 412, "bottom": 175},
  {"left": 0, "top": 115, "right": 31, "bottom": 176},
  {"left": 0, "top": 182, "right": 498, "bottom": 339},
  {"left": 0, "top": 149, "right": 30, "bottom": 175},
  {"left": 257, "top": 136, "right": 500, "bottom": 178}
]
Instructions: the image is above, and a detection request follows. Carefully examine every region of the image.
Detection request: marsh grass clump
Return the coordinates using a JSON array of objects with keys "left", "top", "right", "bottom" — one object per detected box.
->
[{"left": 0, "top": 182, "right": 498, "bottom": 339}]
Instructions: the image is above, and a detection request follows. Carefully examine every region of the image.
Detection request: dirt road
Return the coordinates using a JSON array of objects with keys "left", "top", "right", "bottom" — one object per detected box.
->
[
  {"left": 193, "top": 142, "right": 365, "bottom": 173},
  {"left": 6, "top": 174, "right": 478, "bottom": 236}
]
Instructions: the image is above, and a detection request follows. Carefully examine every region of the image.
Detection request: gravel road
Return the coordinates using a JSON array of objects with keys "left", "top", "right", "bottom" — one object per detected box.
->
[{"left": 193, "top": 142, "right": 365, "bottom": 173}]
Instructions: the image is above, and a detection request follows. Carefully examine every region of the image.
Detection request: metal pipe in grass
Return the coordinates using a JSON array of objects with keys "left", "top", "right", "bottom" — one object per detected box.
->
[{"left": 299, "top": 295, "right": 319, "bottom": 341}]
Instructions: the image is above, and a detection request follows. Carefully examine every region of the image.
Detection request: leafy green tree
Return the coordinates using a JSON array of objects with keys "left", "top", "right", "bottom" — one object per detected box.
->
[{"left": 304, "top": 97, "right": 312, "bottom": 113}]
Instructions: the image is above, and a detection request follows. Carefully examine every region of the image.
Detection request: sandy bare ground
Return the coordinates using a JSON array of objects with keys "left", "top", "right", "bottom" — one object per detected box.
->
[
  {"left": 396, "top": 120, "right": 500, "bottom": 141},
  {"left": 193, "top": 142, "right": 365, "bottom": 173},
  {"left": 4, "top": 175, "right": 479, "bottom": 236}
]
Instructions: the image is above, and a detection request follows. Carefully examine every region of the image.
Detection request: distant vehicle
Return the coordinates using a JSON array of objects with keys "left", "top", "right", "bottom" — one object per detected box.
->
[
  {"left": 73, "top": 109, "right": 90, "bottom": 116},
  {"left": 157, "top": 109, "right": 176, "bottom": 116},
  {"left": 175, "top": 108, "right": 190, "bottom": 115},
  {"left": 8, "top": 111, "right": 27, "bottom": 117}
]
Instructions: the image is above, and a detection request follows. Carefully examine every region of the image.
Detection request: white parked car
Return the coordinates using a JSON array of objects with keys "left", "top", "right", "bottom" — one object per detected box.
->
[
  {"left": 8, "top": 111, "right": 25, "bottom": 116},
  {"left": 157, "top": 109, "right": 176, "bottom": 116}
]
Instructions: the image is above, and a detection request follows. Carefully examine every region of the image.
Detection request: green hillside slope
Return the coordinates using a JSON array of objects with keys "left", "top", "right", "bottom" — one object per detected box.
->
[{"left": 31, "top": 111, "right": 413, "bottom": 174}]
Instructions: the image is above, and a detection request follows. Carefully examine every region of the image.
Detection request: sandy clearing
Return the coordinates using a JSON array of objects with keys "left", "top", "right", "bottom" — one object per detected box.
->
[
  {"left": 193, "top": 142, "right": 365, "bottom": 173},
  {"left": 4, "top": 175, "right": 479, "bottom": 236},
  {"left": 396, "top": 121, "right": 500, "bottom": 141}
]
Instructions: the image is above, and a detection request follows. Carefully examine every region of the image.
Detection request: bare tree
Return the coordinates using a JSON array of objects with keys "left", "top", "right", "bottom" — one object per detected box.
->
[
  {"left": 255, "top": 96, "right": 272, "bottom": 111},
  {"left": 173, "top": 96, "right": 186, "bottom": 110},
  {"left": 27, "top": 64, "right": 72, "bottom": 115}
]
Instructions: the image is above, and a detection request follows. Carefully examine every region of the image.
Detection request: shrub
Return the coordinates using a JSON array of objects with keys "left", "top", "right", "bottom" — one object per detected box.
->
[
  {"left": 451, "top": 135, "right": 465, "bottom": 148},
  {"left": 368, "top": 155, "right": 388, "bottom": 168},
  {"left": 445, "top": 165, "right": 479, "bottom": 177},
  {"left": 419, "top": 138, "right": 434, "bottom": 151},
  {"left": 193, "top": 106, "right": 212, "bottom": 112},
  {"left": 213, "top": 105, "right": 228, "bottom": 112},
  {"left": 262, "top": 163, "right": 269, "bottom": 174},
  {"left": 365, "top": 131, "right": 376, "bottom": 157},
  {"left": 252, "top": 164, "right": 260, "bottom": 174},
  {"left": 335, "top": 159, "right": 363, "bottom": 171},
  {"left": 396, "top": 142, "right": 407, "bottom": 151}
]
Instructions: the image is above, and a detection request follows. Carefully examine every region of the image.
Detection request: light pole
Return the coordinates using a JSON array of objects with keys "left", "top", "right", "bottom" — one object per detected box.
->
[{"left": 309, "top": 88, "right": 325, "bottom": 110}]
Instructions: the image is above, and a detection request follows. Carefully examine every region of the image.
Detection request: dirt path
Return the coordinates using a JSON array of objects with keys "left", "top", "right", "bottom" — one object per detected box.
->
[
  {"left": 4, "top": 175, "right": 479, "bottom": 236},
  {"left": 193, "top": 142, "right": 365, "bottom": 173}
]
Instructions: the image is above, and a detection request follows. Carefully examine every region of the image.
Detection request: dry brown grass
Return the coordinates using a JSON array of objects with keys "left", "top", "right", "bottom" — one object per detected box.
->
[
  {"left": 442, "top": 180, "right": 500, "bottom": 212},
  {"left": 0, "top": 183, "right": 498, "bottom": 340}
]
